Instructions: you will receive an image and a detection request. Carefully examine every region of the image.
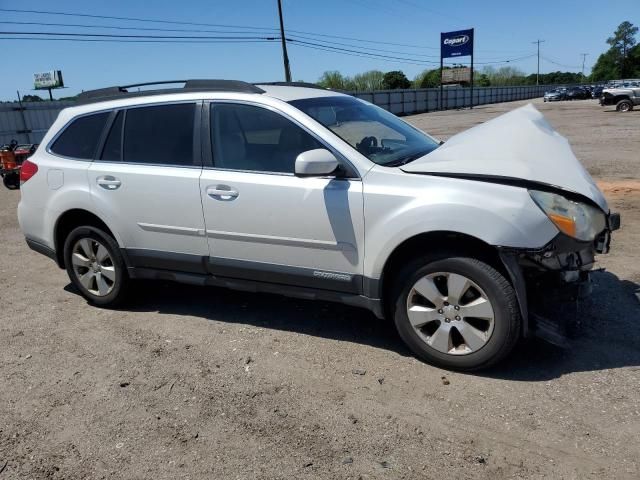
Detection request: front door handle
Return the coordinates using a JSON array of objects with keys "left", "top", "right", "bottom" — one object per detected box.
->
[
  {"left": 207, "top": 186, "right": 239, "bottom": 199},
  {"left": 97, "top": 175, "right": 121, "bottom": 190}
]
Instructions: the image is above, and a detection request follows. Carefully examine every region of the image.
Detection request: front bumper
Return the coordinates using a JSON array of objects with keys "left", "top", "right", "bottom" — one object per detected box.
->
[{"left": 500, "top": 211, "right": 620, "bottom": 343}]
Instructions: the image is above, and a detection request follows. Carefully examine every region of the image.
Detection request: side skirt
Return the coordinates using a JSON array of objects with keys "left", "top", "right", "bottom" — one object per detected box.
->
[
  {"left": 128, "top": 266, "right": 383, "bottom": 318},
  {"left": 123, "top": 249, "right": 383, "bottom": 318}
]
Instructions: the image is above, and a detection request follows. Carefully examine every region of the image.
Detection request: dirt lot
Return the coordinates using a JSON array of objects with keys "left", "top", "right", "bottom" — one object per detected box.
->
[{"left": 1, "top": 98, "right": 639, "bottom": 479}]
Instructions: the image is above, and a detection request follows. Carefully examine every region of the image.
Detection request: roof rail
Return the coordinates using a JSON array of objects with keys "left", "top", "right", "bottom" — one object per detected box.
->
[
  {"left": 77, "top": 79, "right": 265, "bottom": 104},
  {"left": 256, "top": 81, "right": 329, "bottom": 90}
]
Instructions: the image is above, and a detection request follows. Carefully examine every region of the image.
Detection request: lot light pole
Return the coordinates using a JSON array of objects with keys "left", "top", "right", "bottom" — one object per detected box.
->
[
  {"left": 532, "top": 39, "right": 545, "bottom": 85},
  {"left": 277, "top": 0, "right": 292, "bottom": 82}
]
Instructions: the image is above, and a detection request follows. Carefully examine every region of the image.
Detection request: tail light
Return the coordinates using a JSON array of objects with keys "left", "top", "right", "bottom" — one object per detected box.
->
[{"left": 20, "top": 159, "right": 38, "bottom": 184}]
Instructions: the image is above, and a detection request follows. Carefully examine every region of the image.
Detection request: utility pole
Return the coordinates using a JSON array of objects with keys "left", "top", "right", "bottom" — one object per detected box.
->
[
  {"left": 532, "top": 39, "right": 545, "bottom": 85},
  {"left": 277, "top": 0, "right": 292, "bottom": 82},
  {"left": 580, "top": 53, "right": 588, "bottom": 81}
]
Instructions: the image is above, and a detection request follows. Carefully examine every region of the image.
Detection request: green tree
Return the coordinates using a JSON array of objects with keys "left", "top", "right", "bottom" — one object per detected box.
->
[
  {"left": 413, "top": 69, "right": 440, "bottom": 88},
  {"left": 482, "top": 66, "right": 527, "bottom": 86},
  {"left": 351, "top": 70, "right": 385, "bottom": 91},
  {"left": 475, "top": 73, "right": 491, "bottom": 87},
  {"left": 382, "top": 70, "right": 411, "bottom": 89},
  {"left": 22, "top": 94, "right": 44, "bottom": 102},
  {"left": 591, "top": 21, "right": 640, "bottom": 80},
  {"left": 317, "top": 71, "right": 349, "bottom": 90}
]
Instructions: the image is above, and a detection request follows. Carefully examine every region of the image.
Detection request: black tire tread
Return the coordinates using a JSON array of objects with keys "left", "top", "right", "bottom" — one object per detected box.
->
[
  {"left": 391, "top": 253, "right": 521, "bottom": 371},
  {"left": 63, "top": 225, "right": 129, "bottom": 308}
]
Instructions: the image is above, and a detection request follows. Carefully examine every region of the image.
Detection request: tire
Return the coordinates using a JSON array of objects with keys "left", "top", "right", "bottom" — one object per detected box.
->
[
  {"left": 616, "top": 99, "right": 633, "bottom": 112},
  {"left": 391, "top": 255, "right": 521, "bottom": 371},
  {"left": 3, "top": 172, "right": 19, "bottom": 190},
  {"left": 63, "top": 226, "right": 129, "bottom": 307}
]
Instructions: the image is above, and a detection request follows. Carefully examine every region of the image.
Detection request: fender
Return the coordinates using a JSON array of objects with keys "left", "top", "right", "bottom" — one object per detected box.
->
[{"left": 362, "top": 168, "right": 558, "bottom": 281}]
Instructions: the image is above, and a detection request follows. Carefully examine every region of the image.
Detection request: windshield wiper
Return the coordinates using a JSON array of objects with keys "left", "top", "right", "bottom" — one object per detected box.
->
[{"left": 383, "top": 148, "right": 434, "bottom": 167}]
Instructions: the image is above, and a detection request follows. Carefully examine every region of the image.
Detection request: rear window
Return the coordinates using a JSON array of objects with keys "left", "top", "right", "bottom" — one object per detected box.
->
[
  {"left": 50, "top": 112, "right": 109, "bottom": 160},
  {"left": 123, "top": 103, "right": 196, "bottom": 166}
]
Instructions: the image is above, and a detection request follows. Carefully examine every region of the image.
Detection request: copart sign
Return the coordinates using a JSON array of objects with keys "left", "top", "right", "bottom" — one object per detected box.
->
[{"left": 441, "top": 29, "right": 474, "bottom": 58}]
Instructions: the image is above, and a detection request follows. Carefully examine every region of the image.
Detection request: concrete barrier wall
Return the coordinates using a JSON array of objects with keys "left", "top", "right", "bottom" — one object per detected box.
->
[
  {"left": 0, "top": 84, "right": 560, "bottom": 144},
  {"left": 348, "top": 84, "right": 554, "bottom": 115}
]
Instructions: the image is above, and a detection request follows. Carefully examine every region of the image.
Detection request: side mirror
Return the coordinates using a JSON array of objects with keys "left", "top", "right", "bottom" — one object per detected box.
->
[{"left": 295, "top": 149, "right": 339, "bottom": 177}]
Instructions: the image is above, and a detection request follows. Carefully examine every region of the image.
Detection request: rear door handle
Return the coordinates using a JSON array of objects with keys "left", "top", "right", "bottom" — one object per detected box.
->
[
  {"left": 97, "top": 175, "right": 121, "bottom": 190},
  {"left": 207, "top": 186, "right": 239, "bottom": 199}
]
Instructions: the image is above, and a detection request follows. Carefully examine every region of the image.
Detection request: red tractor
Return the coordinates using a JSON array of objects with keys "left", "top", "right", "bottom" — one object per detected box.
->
[{"left": 1, "top": 140, "right": 38, "bottom": 190}]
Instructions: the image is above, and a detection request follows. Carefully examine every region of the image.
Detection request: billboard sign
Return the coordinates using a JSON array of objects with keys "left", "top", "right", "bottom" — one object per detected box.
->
[
  {"left": 441, "top": 29, "right": 474, "bottom": 58},
  {"left": 441, "top": 67, "right": 472, "bottom": 84},
  {"left": 34, "top": 70, "right": 64, "bottom": 90}
]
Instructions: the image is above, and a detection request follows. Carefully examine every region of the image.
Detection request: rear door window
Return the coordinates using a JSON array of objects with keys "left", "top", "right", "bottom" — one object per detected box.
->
[
  {"left": 123, "top": 103, "right": 197, "bottom": 166},
  {"left": 50, "top": 112, "right": 109, "bottom": 160}
]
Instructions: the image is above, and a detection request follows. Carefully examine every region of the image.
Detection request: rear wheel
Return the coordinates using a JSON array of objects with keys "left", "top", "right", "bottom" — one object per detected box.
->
[
  {"left": 616, "top": 99, "right": 633, "bottom": 112},
  {"left": 2, "top": 171, "right": 19, "bottom": 190},
  {"left": 63, "top": 226, "right": 129, "bottom": 307},
  {"left": 391, "top": 255, "right": 521, "bottom": 371}
]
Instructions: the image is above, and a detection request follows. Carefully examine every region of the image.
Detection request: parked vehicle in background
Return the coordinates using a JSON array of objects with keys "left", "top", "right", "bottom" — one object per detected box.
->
[
  {"left": 1, "top": 142, "right": 39, "bottom": 190},
  {"left": 591, "top": 86, "right": 604, "bottom": 99},
  {"left": 18, "top": 80, "right": 620, "bottom": 371},
  {"left": 600, "top": 84, "right": 640, "bottom": 111},
  {"left": 566, "top": 86, "right": 590, "bottom": 100},
  {"left": 543, "top": 88, "right": 566, "bottom": 102}
]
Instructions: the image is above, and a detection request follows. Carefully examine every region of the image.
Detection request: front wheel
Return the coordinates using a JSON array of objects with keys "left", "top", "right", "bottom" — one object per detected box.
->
[
  {"left": 391, "top": 256, "right": 521, "bottom": 371},
  {"left": 616, "top": 99, "right": 633, "bottom": 112},
  {"left": 63, "top": 226, "right": 129, "bottom": 307}
]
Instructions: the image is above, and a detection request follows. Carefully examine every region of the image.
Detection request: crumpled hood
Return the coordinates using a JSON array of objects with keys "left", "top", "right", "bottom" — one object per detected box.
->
[{"left": 402, "top": 104, "right": 608, "bottom": 211}]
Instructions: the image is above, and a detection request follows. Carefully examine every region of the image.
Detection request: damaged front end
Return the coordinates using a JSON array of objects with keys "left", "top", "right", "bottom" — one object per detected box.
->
[{"left": 500, "top": 211, "right": 621, "bottom": 347}]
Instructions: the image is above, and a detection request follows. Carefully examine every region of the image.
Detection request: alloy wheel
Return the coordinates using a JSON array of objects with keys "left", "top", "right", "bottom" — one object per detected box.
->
[
  {"left": 71, "top": 238, "right": 116, "bottom": 296},
  {"left": 406, "top": 272, "right": 495, "bottom": 355}
]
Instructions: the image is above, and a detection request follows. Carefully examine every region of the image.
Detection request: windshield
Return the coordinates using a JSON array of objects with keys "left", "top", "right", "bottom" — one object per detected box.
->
[{"left": 289, "top": 96, "right": 440, "bottom": 166}]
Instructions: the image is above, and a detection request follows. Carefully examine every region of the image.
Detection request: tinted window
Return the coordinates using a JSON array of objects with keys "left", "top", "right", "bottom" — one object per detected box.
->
[
  {"left": 211, "top": 103, "right": 323, "bottom": 173},
  {"left": 100, "top": 111, "right": 123, "bottom": 161},
  {"left": 123, "top": 103, "right": 195, "bottom": 166},
  {"left": 50, "top": 112, "right": 109, "bottom": 159}
]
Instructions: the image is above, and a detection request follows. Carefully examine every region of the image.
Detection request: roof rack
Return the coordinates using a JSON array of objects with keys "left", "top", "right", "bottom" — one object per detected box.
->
[
  {"left": 256, "top": 81, "right": 329, "bottom": 90},
  {"left": 77, "top": 79, "right": 265, "bottom": 104}
]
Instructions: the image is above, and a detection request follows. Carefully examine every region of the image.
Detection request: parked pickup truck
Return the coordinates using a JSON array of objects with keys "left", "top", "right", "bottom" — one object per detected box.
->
[{"left": 600, "top": 85, "right": 640, "bottom": 111}]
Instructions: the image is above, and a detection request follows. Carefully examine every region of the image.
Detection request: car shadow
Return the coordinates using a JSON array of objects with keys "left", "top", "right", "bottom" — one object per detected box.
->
[{"left": 64, "top": 271, "right": 640, "bottom": 380}]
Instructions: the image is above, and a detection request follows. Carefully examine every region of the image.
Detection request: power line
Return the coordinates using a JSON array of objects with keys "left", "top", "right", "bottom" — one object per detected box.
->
[
  {"left": 0, "top": 37, "right": 276, "bottom": 44},
  {"left": 540, "top": 55, "right": 581, "bottom": 70},
  {"left": 0, "top": 20, "right": 444, "bottom": 57},
  {"left": 0, "top": 7, "right": 280, "bottom": 32},
  {"left": 287, "top": 38, "right": 441, "bottom": 64},
  {"left": 0, "top": 20, "right": 276, "bottom": 35},
  {"left": 0, "top": 7, "right": 438, "bottom": 50},
  {"left": 0, "top": 29, "right": 536, "bottom": 67},
  {"left": 0, "top": 31, "right": 277, "bottom": 40},
  {"left": 288, "top": 39, "right": 536, "bottom": 66}
]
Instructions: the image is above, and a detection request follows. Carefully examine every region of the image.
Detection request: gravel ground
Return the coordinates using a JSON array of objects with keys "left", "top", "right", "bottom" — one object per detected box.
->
[{"left": 1, "top": 98, "right": 639, "bottom": 479}]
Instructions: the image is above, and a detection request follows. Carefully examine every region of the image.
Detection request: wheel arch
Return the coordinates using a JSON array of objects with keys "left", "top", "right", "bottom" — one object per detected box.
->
[
  {"left": 53, "top": 209, "right": 121, "bottom": 268},
  {"left": 375, "top": 231, "right": 527, "bottom": 334}
]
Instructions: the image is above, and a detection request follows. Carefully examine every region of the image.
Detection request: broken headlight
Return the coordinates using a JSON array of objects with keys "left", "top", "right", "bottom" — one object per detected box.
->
[{"left": 529, "top": 190, "right": 606, "bottom": 241}]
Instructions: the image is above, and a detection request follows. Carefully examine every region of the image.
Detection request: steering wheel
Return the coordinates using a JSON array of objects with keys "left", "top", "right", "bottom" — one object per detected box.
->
[{"left": 356, "top": 136, "right": 378, "bottom": 154}]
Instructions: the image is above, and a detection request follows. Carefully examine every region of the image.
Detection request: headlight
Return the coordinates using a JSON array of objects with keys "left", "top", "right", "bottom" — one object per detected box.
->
[{"left": 529, "top": 190, "right": 606, "bottom": 241}]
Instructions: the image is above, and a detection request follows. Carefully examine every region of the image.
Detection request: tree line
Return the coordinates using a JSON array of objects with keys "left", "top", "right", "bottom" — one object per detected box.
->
[
  {"left": 317, "top": 20, "right": 640, "bottom": 91},
  {"left": 316, "top": 67, "right": 586, "bottom": 91}
]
